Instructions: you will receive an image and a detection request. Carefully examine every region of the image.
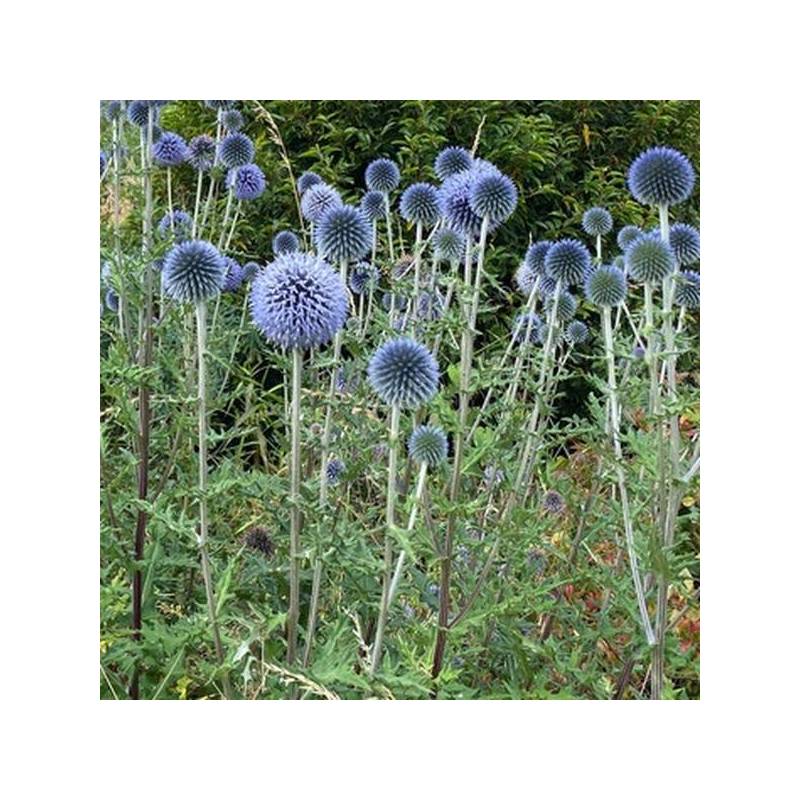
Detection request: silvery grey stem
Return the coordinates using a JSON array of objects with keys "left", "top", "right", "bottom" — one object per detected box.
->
[
  {"left": 287, "top": 347, "right": 303, "bottom": 665},
  {"left": 302, "top": 558, "right": 322, "bottom": 668},
  {"left": 192, "top": 170, "right": 203, "bottom": 239},
  {"left": 411, "top": 221, "right": 423, "bottom": 332},
  {"left": 383, "top": 192, "right": 395, "bottom": 263}
]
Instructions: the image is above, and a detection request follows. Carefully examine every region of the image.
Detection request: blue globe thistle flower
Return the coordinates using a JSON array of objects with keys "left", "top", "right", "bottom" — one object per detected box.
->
[
  {"left": 408, "top": 425, "right": 449, "bottom": 467},
  {"left": 242, "top": 262, "right": 261, "bottom": 281},
  {"left": 100, "top": 151, "right": 107, "bottom": 176},
  {"left": 617, "top": 225, "right": 643, "bottom": 251},
  {"left": 367, "top": 337, "right": 440, "bottom": 409},
  {"left": 325, "top": 458, "right": 346, "bottom": 486},
  {"left": 513, "top": 311, "right": 541, "bottom": 345},
  {"left": 538, "top": 274, "right": 559, "bottom": 297},
  {"left": 400, "top": 182, "right": 442, "bottom": 226},
  {"left": 221, "top": 108, "right": 244, "bottom": 132},
  {"left": 250, "top": 251, "right": 348, "bottom": 350},
  {"left": 514, "top": 262, "right": 536, "bottom": 296},
  {"left": 417, "top": 290, "right": 444, "bottom": 321},
  {"left": 301, "top": 183, "right": 342, "bottom": 223},
  {"left": 524, "top": 241, "right": 553, "bottom": 275},
  {"left": 187, "top": 135, "right": 216, "bottom": 172},
  {"left": 432, "top": 227, "right": 465, "bottom": 262},
  {"left": 152, "top": 132, "right": 188, "bottom": 166},
  {"left": 542, "top": 490, "right": 566, "bottom": 514},
  {"left": 102, "top": 100, "right": 122, "bottom": 121},
  {"left": 349, "top": 262, "right": 380, "bottom": 294},
  {"left": 360, "top": 190, "right": 387, "bottom": 222},
  {"left": 434, "top": 146, "right": 473, "bottom": 180},
  {"left": 469, "top": 172, "right": 518, "bottom": 222},
  {"left": 536, "top": 323, "right": 563, "bottom": 348},
  {"left": 127, "top": 100, "right": 151, "bottom": 127},
  {"left": 586, "top": 264, "right": 627, "bottom": 307},
  {"left": 381, "top": 293, "right": 407, "bottom": 312},
  {"left": 545, "top": 239, "right": 592, "bottom": 286},
  {"left": 297, "top": 170, "right": 323, "bottom": 195},
  {"left": 544, "top": 290, "right": 578, "bottom": 322},
  {"left": 219, "top": 132, "right": 255, "bottom": 168},
  {"left": 582, "top": 206, "right": 613, "bottom": 237},
  {"left": 365, "top": 158, "right": 400, "bottom": 193},
  {"left": 272, "top": 230, "right": 300, "bottom": 256},
  {"left": 157, "top": 209, "right": 192, "bottom": 241},
  {"left": 222, "top": 258, "right": 244, "bottom": 292},
  {"left": 565, "top": 319, "right": 589, "bottom": 344},
  {"left": 628, "top": 146, "right": 696, "bottom": 207},
  {"left": 439, "top": 165, "right": 501, "bottom": 238},
  {"left": 669, "top": 223, "right": 700, "bottom": 266},
  {"left": 315, "top": 205, "right": 372, "bottom": 262},
  {"left": 626, "top": 233, "right": 675, "bottom": 283},
  {"left": 162, "top": 240, "right": 226, "bottom": 303},
  {"left": 105, "top": 289, "right": 119, "bottom": 312},
  {"left": 674, "top": 270, "right": 700, "bottom": 309},
  {"left": 227, "top": 164, "right": 266, "bottom": 200}
]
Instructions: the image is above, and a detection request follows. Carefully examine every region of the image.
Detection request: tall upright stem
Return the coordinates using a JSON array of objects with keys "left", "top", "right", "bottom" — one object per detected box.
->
[
  {"left": 191, "top": 170, "right": 203, "bottom": 239},
  {"left": 411, "top": 221, "right": 423, "bottom": 329},
  {"left": 287, "top": 347, "right": 303, "bottom": 665},
  {"left": 383, "top": 192, "right": 395, "bottom": 263}
]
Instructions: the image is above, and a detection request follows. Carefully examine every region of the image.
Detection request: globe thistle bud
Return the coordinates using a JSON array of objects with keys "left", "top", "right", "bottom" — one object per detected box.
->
[
  {"left": 514, "top": 262, "right": 536, "bottom": 296},
  {"left": 565, "top": 319, "right": 589, "bottom": 344},
  {"left": 582, "top": 206, "right": 613, "bottom": 237},
  {"left": 524, "top": 241, "right": 553, "bottom": 275},
  {"left": 315, "top": 205, "right": 372, "bottom": 262},
  {"left": 669, "top": 223, "right": 700, "bottom": 266},
  {"left": 626, "top": 233, "right": 675, "bottom": 283},
  {"left": 325, "top": 458, "right": 346, "bottom": 486},
  {"left": 244, "top": 526, "right": 275, "bottom": 558},
  {"left": 542, "top": 490, "right": 566, "bottom": 514},
  {"left": 400, "top": 182, "right": 442, "bottom": 226},
  {"left": 152, "top": 132, "right": 188, "bottom": 166},
  {"left": 187, "top": 135, "right": 216, "bottom": 172},
  {"left": 297, "top": 170, "right": 323, "bottom": 195},
  {"left": 536, "top": 323, "right": 563, "bottom": 348},
  {"left": 242, "top": 262, "right": 261, "bottom": 281},
  {"left": 674, "top": 270, "right": 700, "bottom": 309},
  {"left": 469, "top": 172, "right": 518, "bottom": 222},
  {"left": 365, "top": 158, "right": 400, "bottom": 193},
  {"left": 585, "top": 264, "right": 627, "bottom": 307},
  {"left": 227, "top": 164, "right": 265, "bottom": 200},
  {"left": 349, "top": 262, "right": 380, "bottom": 294},
  {"left": 513, "top": 311, "right": 541, "bottom": 346},
  {"left": 102, "top": 100, "right": 122, "bottom": 121},
  {"left": 408, "top": 425, "right": 449, "bottom": 467},
  {"left": 162, "top": 240, "right": 226, "bottom": 303},
  {"left": 127, "top": 100, "right": 151, "bottom": 127},
  {"left": 617, "top": 225, "right": 643, "bottom": 251},
  {"left": 545, "top": 239, "right": 592, "bottom": 286},
  {"left": 434, "top": 146, "right": 473, "bottom": 180},
  {"left": 157, "top": 209, "right": 192, "bottom": 241},
  {"left": 544, "top": 290, "right": 578, "bottom": 322},
  {"left": 301, "top": 183, "right": 342, "bottom": 223},
  {"left": 360, "top": 190, "right": 387, "bottom": 222},
  {"left": 222, "top": 257, "right": 244, "bottom": 292},
  {"left": 628, "top": 146, "right": 696, "bottom": 207},
  {"left": 105, "top": 289, "right": 119, "bottom": 312},
  {"left": 632, "top": 344, "right": 646, "bottom": 360},
  {"left": 219, "top": 132, "right": 255, "bottom": 168},
  {"left": 432, "top": 226, "right": 465, "bottom": 262},
  {"left": 367, "top": 337, "right": 440, "bottom": 409},
  {"left": 250, "top": 252, "right": 348, "bottom": 350},
  {"left": 221, "top": 108, "right": 244, "bottom": 132},
  {"left": 272, "top": 230, "right": 301, "bottom": 256}
]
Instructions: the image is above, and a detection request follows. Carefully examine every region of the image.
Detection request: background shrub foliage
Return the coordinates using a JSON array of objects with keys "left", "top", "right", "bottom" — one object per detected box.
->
[{"left": 100, "top": 100, "right": 700, "bottom": 699}]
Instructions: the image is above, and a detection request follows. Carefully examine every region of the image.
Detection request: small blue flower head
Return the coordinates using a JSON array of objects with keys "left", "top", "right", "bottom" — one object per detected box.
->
[
  {"left": 227, "top": 164, "right": 266, "bottom": 200},
  {"left": 674, "top": 270, "right": 700, "bottom": 309},
  {"left": 272, "top": 230, "right": 300, "bottom": 256},
  {"left": 162, "top": 240, "right": 226, "bottom": 303},
  {"left": 349, "top": 262, "right": 380, "bottom": 294},
  {"left": 544, "top": 290, "right": 578, "bottom": 322},
  {"left": 325, "top": 458, "right": 346, "bottom": 486},
  {"left": 360, "top": 190, "right": 387, "bottom": 222},
  {"left": 542, "top": 490, "right": 566, "bottom": 514},
  {"left": 538, "top": 275, "right": 559, "bottom": 297},
  {"left": 432, "top": 227, "right": 465, "bottom": 262},
  {"left": 242, "top": 262, "right": 261, "bottom": 281},
  {"left": 297, "top": 170, "right": 323, "bottom": 195},
  {"left": 536, "top": 323, "right": 563, "bottom": 348},
  {"left": 439, "top": 161, "right": 500, "bottom": 237},
  {"left": 586, "top": 264, "right": 627, "bottom": 307},
  {"left": 100, "top": 151, "right": 107, "bottom": 176},
  {"left": 669, "top": 223, "right": 700, "bottom": 266},
  {"left": 105, "top": 289, "right": 119, "bottom": 312},
  {"left": 152, "top": 132, "right": 188, "bottom": 166},
  {"left": 469, "top": 172, "right": 518, "bottom": 222},
  {"left": 514, "top": 262, "right": 536, "bottom": 296},
  {"left": 408, "top": 425, "right": 449, "bottom": 467},
  {"left": 219, "top": 132, "right": 255, "bottom": 168},
  {"left": 545, "top": 239, "right": 592, "bottom": 286},
  {"left": 102, "top": 100, "right": 122, "bottom": 121},
  {"left": 301, "top": 183, "right": 342, "bottom": 223},
  {"left": 417, "top": 290, "right": 444, "bottom": 321},
  {"left": 315, "top": 205, "right": 372, "bottom": 262},
  {"left": 365, "top": 158, "right": 401, "bottom": 193},
  {"left": 565, "top": 319, "right": 589, "bottom": 345},
  {"left": 626, "top": 233, "right": 675, "bottom": 283},
  {"left": 628, "top": 146, "right": 696, "bottom": 207},
  {"left": 367, "top": 337, "right": 440, "bottom": 409},
  {"left": 222, "top": 258, "right": 244, "bottom": 292},
  {"left": 617, "top": 225, "right": 643, "bottom": 251},
  {"left": 513, "top": 311, "right": 541, "bottom": 345},
  {"left": 157, "top": 209, "right": 192, "bottom": 241},
  {"left": 187, "top": 135, "right": 215, "bottom": 172},
  {"left": 127, "top": 100, "right": 151, "bottom": 127},
  {"left": 434, "top": 146, "right": 473, "bottom": 180},
  {"left": 381, "top": 293, "right": 407, "bottom": 312},
  {"left": 582, "top": 206, "right": 613, "bottom": 237},
  {"left": 632, "top": 344, "right": 646, "bottom": 360},
  {"left": 221, "top": 108, "right": 244, "bottom": 132},
  {"left": 525, "top": 241, "right": 553, "bottom": 275},
  {"left": 400, "top": 182, "right": 442, "bottom": 226},
  {"left": 250, "top": 251, "right": 348, "bottom": 350}
]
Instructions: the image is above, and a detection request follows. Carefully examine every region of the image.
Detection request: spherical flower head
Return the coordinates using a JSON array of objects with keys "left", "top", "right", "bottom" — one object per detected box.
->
[
  {"left": 432, "top": 227, "right": 465, "bottom": 262},
  {"left": 617, "top": 225, "right": 643, "bottom": 251},
  {"left": 367, "top": 337, "right": 440, "bottom": 409},
  {"left": 400, "top": 182, "right": 442, "bottom": 226},
  {"left": 222, "top": 258, "right": 244, "bottom": 292},
  {"left": 127, "top": 100, "right": 151, "bottom": 127},
  {"left": 240, "top": 262, "right": 260, "bottom": 282},
  {"left": 301, "top": 183, "right": 342, "bottom": 223},
  {"left": 513, "top": 311, "right": 541, "bottom": 346},
  {"left": 105, "top": 289, "right": 119, "bottom": 312},
  {"left": 565, "top": 320, "right": 589, "bottom": 345},
  {"left": 152, "top": 132, "right": 188, "bottom": 166},
  {"left": 227, "top": 164, "right": 265, "bottom": 200},
  {"left": 297, "top": 170, "right": 323, "bottom": 195},
  {"left": 536, "top": 323, "right": 563, "bottom": 348},
  {"left": 325, "top": 458, "right": 346, "bottom": 486},
  {"left": 381, "top": 293, "right": 407, "bottom": 312},
  {"left": 524, "top": 241, "right": 552, "bottom": 275},
  {"left": 674, "top": 270, "right": 700, "bottom": 309},
  {"left": 586, "top": 264, "right": 627, "bottom": 307},
  {"left": 439, "top": 162, "right": 500, "bottom": 237},
  {"left": 272, "top": 230, "right": 300, "bottom": 256},
  {"left": 626, "top": 233, "right": 675, "bottom": 283},
  {"left": 514, "top": 262, "right": 536, "bottom": 296},
  {"left": 434, "top": 146, "right": 473, "bottom": 180},
  {"left": 221, "top": 108, "right": 244, "bottom": 132},
  {"left": 542, "top": 490, "right": 566, "bottom": 514},
  {"left": 157, "top": 209, "right": 192, "bottom": 241},
  {"left": 469, "top": 172, "right": 518, "bottom": 222},
  {"left": 219, "top": 132, "right": 255, "bottom": 168},
  {"left": 315, "top": 205, "right": 372, "bottom": 262},
  {"left": 162, "top": 240, "right": 226, "bottom": 303},
  {"left": 244, "top": 527, "right": 274, "bottom": 558},
  {"left": 360, "top": 190, "right": 387, "bottom": 222},
  {"left": 544, "top": 290, "right": 578, "bottom": 322},
  {"left": 632, "top": 344, "right": 646, "bottom": 360},
  {"left": 349, "top": 262, "right": 380, "bottom": 294},
  {"left": 417, "top": 290, "right": 444, "bottom": 321},
  {"left": 545, "top": 239, "right": 592, "bottom": 285},
  {"left": 100, "top": 151, "right": 107, "bottom": 176},
  {"left": 365, "top": 158, "right": 400, "bottom": 193},
  {"left": 669, "top": 223, "right": 700, "bottom": 266},
  {"left": 249, "top": 252, "right": 348, "bottom": 350},
  {"left": 102, "top": 100, "right": 122, "bottom": 121},
  {"left": 628, "top": 146, "right": 696, "bottom": 207},
  {"left": 185, "top": 135, "right": 215, "bottom": 173},
  {"left": 408, "top": 425, "right": 448, "bottom": 467},
  {"left": 582, "top": 206, "right": 613, "bottom": 237}
]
